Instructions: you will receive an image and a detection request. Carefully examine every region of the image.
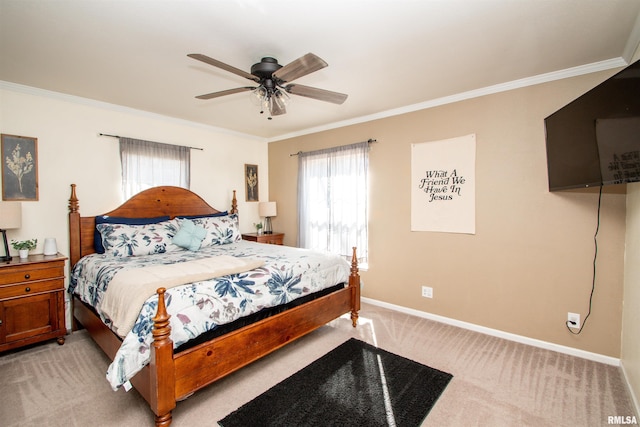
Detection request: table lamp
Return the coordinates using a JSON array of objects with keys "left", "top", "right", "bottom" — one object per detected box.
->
[
  {"left": 258, "top": 201, "right": 277, "bottom": 234},
  {"left": 0, "top": 202, "right": 22, "bottom": 261}
]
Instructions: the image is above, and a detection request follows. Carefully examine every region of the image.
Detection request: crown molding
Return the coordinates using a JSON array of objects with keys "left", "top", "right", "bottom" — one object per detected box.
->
[
  {"left": 0, "top": 80, "right": 266, "bottom": 142},
  {"left": 1, "top": 56, "right": 628, "bottom": 145},
  {"left": 268, "top": 57, "right": 628, "bottom": 142}
]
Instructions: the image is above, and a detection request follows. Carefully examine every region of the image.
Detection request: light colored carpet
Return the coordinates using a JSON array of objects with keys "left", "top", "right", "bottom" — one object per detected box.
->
[{"left": 0, "top": 302, "right": 636, "bottom": 426}]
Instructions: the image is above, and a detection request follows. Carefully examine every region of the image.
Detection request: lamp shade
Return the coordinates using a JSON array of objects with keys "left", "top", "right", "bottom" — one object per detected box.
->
[
  {"left": 0, "top": 202, "right": 22, "bottom": 229},
  {"left": 258, "top": 201, "right": 277, "bottom": 217}
]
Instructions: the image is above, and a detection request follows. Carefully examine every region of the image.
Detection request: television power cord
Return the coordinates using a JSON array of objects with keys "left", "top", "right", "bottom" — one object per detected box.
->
[{"left": 565, "top": 185, "right": 602, "bottom": 335}]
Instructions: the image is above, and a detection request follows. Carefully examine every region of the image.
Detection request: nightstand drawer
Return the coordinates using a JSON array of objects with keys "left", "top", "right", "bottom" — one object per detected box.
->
[
  {"left": 0, "top": 265, "right": 64, "bottom": 285},
  {"left": 0, "top": 279, "right": 64, "bottom": 299},
  {"left": 260, "top": 235, "right": 283, "bottom": 245}
]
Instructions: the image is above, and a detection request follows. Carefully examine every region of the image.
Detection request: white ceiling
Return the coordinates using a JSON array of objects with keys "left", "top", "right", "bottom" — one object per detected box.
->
[{"left": 1, "top": 0, "right": 640, "bottom": 141}]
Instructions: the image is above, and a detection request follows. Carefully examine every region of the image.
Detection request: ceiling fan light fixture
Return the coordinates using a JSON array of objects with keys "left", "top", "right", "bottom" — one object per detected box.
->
[
  {"left": 273, "top": 88, "right": 290, "bottom": 109},
  {"left": 250, "top": 86, "right": 268, "bottom": 106},
  {"left": 261, "top": 97, "right": 270, "bottom": 115}
]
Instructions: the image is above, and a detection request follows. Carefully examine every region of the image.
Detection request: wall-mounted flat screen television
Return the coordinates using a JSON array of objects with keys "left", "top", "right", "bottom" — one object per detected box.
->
[{"left": 544, "top": 59, "right": 640, "bottom": 191}]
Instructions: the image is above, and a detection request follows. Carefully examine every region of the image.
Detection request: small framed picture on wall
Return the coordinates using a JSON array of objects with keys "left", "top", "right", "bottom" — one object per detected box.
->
[
  {"left": 245, "top": 164, "right": 259, "bottom": 202},
  {"left": 2, "top": 134, "right": 39, "bottom": 201}
]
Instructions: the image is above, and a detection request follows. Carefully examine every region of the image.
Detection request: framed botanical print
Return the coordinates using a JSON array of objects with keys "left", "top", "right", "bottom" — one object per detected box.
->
[
  {"left": 245, "top": 164, "right": 259, "bottom": 202},
  {"left": 2, "top": 134, "right": 39, "bottom": 201}
]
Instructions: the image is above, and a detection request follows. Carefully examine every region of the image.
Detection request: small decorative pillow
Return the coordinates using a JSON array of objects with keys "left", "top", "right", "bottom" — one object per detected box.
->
[
  {"left": 97, "top": 219, "right": 180, "bottom": 257},
  {"left": 191, "top": 213, "right": 241, "bottom": 247},
  {"left": 172, "top": 219, "right": 207, "bottom": 251}
]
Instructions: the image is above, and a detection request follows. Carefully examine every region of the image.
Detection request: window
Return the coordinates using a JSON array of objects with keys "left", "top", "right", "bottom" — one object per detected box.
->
[
  {"left": 119, "top": 138, "right": 190, "bottom": 200},
  {"left": 297, "top": 141, "right": 369, "bottom": 264}
]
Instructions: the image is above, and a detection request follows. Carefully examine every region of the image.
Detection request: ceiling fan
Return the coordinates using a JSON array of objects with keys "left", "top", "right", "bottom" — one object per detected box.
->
[{"left": 188, "top": 52, "right": 348, "bottom": 119}]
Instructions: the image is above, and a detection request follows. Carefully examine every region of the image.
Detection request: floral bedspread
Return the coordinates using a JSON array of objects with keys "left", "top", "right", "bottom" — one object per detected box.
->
[{"left": 69, "top": 240, "right": 350, "bottom": 390}]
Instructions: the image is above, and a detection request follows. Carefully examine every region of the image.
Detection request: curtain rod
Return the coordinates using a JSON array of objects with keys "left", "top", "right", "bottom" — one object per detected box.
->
[
  {"left": 98, "top": 133, "right": 204, "bottom": 151},
  {"left": 289, "top": 138, "right": 377, "bottom": 157}
]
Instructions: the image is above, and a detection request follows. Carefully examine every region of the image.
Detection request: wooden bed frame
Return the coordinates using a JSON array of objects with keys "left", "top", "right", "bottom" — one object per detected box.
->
[{"left": 67, "top": 184, "right": 360, "bottom": 426}]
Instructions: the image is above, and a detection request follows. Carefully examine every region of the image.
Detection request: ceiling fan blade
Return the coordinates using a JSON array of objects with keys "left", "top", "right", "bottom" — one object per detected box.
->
[
  {"left": 188, "top": 54, "right": 259, "bottom": 82},
  {"left": 286, "top": 84, "right": 348, "bottom": 104},
  {"left": 273, "top": 53, "right": 328, "bottom": 83},
  {"left": 195, "top": 86, "right": 255, "bottom": 100}
]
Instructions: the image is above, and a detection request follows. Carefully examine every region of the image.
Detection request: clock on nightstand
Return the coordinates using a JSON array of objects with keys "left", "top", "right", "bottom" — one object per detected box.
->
[{"left": 241, "top": 232, "right": 284, "bottom": 245}]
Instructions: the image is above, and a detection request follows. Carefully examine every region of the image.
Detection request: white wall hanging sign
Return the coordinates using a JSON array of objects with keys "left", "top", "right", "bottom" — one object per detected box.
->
[{"left": 411, "top": 134, "right": 476, "bottom": 234}]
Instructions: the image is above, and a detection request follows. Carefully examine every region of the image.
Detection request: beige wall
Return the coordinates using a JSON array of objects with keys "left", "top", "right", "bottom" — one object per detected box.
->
[
  {"left": 268, "top": 69, "right": 628, "bottom": 358},
  {"left": 623, "top": 182, "right": 640, "bottom": 409}
]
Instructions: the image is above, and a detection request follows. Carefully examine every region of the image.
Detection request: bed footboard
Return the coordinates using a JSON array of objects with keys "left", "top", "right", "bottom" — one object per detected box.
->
[{"left": 148, "top": 249, "right": 360, "bottom": 426}]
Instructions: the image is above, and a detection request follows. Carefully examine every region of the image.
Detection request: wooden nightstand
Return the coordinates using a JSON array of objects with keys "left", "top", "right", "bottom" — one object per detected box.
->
[
  {"left": 242, "top": 232, "right": 284, "bottom": 245},
  {"left": 0, "top": 253, "right": 67, "bottom": 352}
]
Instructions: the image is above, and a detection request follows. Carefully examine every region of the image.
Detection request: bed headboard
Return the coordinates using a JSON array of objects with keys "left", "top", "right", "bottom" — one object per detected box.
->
[{"left": 68, "top": 184, "right": 237, "bottom": 267}]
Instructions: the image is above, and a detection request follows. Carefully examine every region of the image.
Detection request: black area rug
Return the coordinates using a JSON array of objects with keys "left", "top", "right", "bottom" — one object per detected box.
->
[{"left": 218, "top": 338, "right": 452, "bottom": 427}]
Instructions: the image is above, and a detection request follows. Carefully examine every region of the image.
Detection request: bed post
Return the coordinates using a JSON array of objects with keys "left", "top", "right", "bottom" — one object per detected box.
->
[
  {"left": 230, "top": 190, "right": 238, "bottom": 214},
  {"left": 68, "top": 184, "right": 82, "bottom": 268},
  {"left": 150, "top": 288, "right": 176, "bottom": 427},
  {"left": 349, "top": 247, "right": 360, "bottom": 327}
]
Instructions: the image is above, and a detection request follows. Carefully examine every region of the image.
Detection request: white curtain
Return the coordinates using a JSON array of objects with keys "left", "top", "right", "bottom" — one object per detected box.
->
[
  {"left": 297, "top": 141, "right": 369, "bottom": 263},
  {"left": 119, "top": 138, "right": 190, "bottom": 200}
]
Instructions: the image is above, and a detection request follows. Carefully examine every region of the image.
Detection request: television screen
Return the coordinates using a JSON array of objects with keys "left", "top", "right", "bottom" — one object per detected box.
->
[{"left": 544, "top": 59, "right": 640, "bottom": 191}]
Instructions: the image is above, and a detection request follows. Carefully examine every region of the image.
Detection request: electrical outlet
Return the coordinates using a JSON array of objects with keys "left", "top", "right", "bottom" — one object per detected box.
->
[
  {"left": 567, "top": 312, "right": 580, "bottom": 329},
  {"left": 421, "top": 286, "right": 433, "bottom": 298}
]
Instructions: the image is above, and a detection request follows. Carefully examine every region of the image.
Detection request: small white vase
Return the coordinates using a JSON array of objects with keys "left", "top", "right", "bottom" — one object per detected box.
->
[
  {"left": 43, "top": 238, "right": 58, "bottom": 255},
  {"left": 19, "top": 249, "right": 29, "bottom": 259}
]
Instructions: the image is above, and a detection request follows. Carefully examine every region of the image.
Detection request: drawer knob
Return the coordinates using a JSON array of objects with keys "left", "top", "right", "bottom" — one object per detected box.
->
[
  {"left": 25, "top": 287, "right": 31, "bottom": 292},
  {"left": 24, "top": 274, "right": 30, "bottom": 279}
]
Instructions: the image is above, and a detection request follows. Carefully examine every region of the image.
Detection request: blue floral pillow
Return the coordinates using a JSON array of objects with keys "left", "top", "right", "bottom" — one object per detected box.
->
[
  {"left": 96, "top": 219, "right": 180, "bottom": 257},
  {"left": 191, "top": 213, "right": 241, "bottom": 247},
  {"left": 93, "top": 215, "right": 170, "bottom": 254}
]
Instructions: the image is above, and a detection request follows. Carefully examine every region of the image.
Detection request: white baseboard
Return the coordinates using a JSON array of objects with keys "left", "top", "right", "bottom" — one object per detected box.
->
[{"left": 361, "top": 297, "right": 621, "bottom": 366}]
